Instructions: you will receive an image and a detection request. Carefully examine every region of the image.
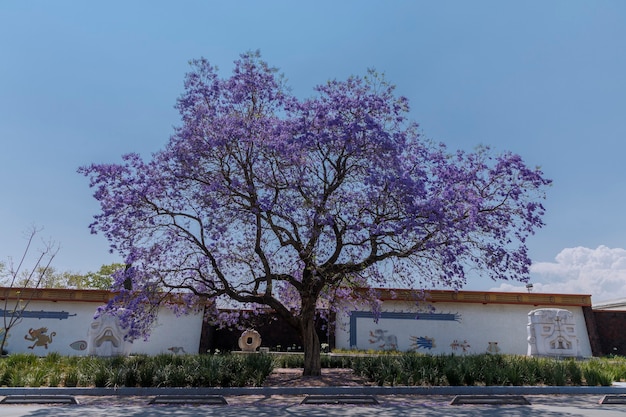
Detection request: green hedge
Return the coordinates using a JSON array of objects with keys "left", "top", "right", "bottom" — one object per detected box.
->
[
  {"left": 349, "top": 353, "right": 622, "bottom": 387},
  {"left": 0, "top": 352, "right": 273, "bottom": 388},
  {"left": 1, "top": 352, "right": 624, "bottom": 387}
]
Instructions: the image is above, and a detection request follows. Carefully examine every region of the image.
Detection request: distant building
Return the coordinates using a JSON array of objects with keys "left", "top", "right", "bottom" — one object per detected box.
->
[
  {"left": 593, "top": 299, "right": 626, "bottom": 311},
  {"left": 591, "top": 298, "right": 626, "bottom": 356}
]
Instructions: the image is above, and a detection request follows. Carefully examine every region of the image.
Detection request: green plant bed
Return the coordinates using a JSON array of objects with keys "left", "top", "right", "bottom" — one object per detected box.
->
[
  {"left": 0, "top": 352, "right": 274, "bottom": 388},
  {"left": 348, "top": 353, "right": 624, "bottom": 387},
  {"left": 0, "top": 352, "right": 624, "bottom": 388}
]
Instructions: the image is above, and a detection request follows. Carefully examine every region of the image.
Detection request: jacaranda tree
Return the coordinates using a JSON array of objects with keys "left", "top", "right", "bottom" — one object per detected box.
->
[{"left": 80, "top": 51, "right": 551, "bottom": 376}]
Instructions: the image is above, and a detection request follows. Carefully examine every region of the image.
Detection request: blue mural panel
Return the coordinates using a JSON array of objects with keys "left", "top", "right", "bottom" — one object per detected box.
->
[
  {"left": 349, "top": 311, "right": 461, "bottom": 347},
  {"left": 0, "top": 309, "right": 77, "bottom": 320}
]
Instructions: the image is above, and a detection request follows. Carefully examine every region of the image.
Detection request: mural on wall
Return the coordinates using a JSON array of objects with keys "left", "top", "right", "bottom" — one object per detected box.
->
[
  {"left": 415, "top": 312, "right": 462, "bottom": 322},
  {"left": 69, "top": 340, "right": 88, "bottom": 351},
  {"left": 369, "top": 329, "right": 398, "bottom": 350},
  {"left": 486, "top": 341, "right": 501, "bottom": 354},
  {"left": 1, "top": 309, "right": 76, "bottom": 320},
  {"left": 409, "top": 336, "right": 436, "bottom": 350},
  {"left": 24, "top": 327, "right": 56, "bottom": 349},
  {"left": 350, "top": 310, "right": 461, "bottom": 351},
  {"left": 450, "top": 339, "right": 471, "bottom": 352},
  {"left": 0, "top": 294, "right": 205, "bottom": 356}
]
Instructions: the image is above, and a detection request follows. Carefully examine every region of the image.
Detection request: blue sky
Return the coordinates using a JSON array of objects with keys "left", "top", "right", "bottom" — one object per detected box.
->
[{"left": 1, "top": 1, "right": 625, "bottom": 301}]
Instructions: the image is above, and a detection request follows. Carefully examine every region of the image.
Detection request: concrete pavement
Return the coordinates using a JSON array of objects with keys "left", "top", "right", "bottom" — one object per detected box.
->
[
  {"left": 3, "top": 388, "right": 626, "bottom": 417},
  {"left": 2, "top": 396, "right": 626, "bottom": 417}
]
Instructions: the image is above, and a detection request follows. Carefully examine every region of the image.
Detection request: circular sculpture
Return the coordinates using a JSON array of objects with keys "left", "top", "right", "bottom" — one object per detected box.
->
[{"left": 238, "top": 329, "right": 262, "bottom": 352}]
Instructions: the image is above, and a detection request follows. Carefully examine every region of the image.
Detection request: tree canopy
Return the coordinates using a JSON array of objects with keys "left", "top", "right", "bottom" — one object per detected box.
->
[
  {"left": 1, "top": 263, "right": 122, "bottom": 290},
  {"left": 80, "top": 51, "right": 551, "bottom": 375}
]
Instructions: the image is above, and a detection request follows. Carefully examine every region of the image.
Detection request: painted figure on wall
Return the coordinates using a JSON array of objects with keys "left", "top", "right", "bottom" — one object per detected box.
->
[
  {"left": 486, "top": 341, "right": 501, "bottom": 354},
  {"left": 69, "top": 340, "right": 88, "bottom": 351},
  {"left": 24, "top": 327, "right": 56, "bottom": 349},
  {"left": 409, "top": 335, "right": 436, "bottom": 350},
  {"left": 369, "top": 329, "right": 398, "bottom": 350},
  {"left": 450, "top": 339, "right": 471, "bottom": 352}
]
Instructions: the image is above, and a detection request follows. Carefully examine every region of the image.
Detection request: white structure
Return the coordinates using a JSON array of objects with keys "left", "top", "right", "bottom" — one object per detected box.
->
[
  {"left": 0, "top": 288, "right": 203, "bottom": 356},
  {"left": 593, "top": 299, "right": 626, "bottom": 311},
  {"left": 335, "top": 289, "right": 594, "bottom": 356},
  {"left": 238, "top": 329, "right": 262, "bottom": 352},
  {"left": 87, "top": 312, "right": 132, "bottom": 356},
  {"left": 527, "top": 308, "right": 581, "bottom": 357}
]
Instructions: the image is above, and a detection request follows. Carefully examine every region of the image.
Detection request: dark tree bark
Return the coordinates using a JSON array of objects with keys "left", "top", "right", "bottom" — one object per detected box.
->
[{"left": 299, "top": 303, "right": 322, "bottom": 376}]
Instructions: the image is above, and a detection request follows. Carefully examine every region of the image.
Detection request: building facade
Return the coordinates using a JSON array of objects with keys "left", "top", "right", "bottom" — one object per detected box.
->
[
  {"left": 0, "top": 287, "right": 203, "bottom": 355},
  {"left": 334, "top": 289, "right": 595, "bottom": 356},
  {"left": 0, "top": 286, "right": 610, "bottom": 358}
]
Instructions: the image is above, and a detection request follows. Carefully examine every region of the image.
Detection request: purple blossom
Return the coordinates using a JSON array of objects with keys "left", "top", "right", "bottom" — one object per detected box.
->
[{"left": 79, "top": 51, "right": 550, "bottom": 375}]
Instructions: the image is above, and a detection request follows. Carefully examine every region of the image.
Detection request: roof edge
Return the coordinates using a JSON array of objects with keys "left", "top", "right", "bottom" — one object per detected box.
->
[
  {"left": 362, "top": 288, "right": 592, "bottom": 307},
  {"left": 0, "top": 287, "right": 113, "bottom": 303}
]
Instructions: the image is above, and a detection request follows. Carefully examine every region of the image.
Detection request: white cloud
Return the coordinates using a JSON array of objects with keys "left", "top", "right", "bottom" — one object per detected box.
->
[{"left": 491, "top": 246, "right": 626, "bottom": 303}]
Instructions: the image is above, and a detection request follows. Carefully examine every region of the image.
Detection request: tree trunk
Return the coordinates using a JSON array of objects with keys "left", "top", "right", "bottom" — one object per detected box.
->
[
  {"left": 0, "top": 325, "right": 10, "bottom": 355},
  {"left": 0, "top": 332, "right": 7, "bottom": 355},
  {"left": 300, "top": 309, "right": 321, "bottom": 376}
]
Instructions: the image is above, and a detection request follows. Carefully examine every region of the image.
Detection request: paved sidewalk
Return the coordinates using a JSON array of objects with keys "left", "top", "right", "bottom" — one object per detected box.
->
[
  {"left": 2, "top": 395, "right": 626, "bottom": 417},
  {"left": 3, "top": 388, "right": 626, "bottom": 417},
  {"left": 3, "top": 384, "right": 626, "bottom": 396}
]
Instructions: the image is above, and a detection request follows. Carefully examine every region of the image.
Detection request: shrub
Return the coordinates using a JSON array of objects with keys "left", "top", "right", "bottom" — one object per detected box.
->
[
  {"left": 584, "top": 368, "right": 613, "bottom": 386},
  {"left": 48, "top": 371, "right": 62, "bottom": 387},
  {"left": 583, "top": 359, "right": 615, "bottom": 386},
  {"left": 0, "top": 351, "right": 622, "bottom": 388},
  {"left": 63, "top": 369, "right": 79, "bottom": 387},
  {"left": 444, "top": 365, "right": 462, "bottom": 386},
  {"left": 26, "top": 368, "right": 49, "bottom": 387},
  {"left": 566, "top": 359, "right": 583, "bottom": 385}
]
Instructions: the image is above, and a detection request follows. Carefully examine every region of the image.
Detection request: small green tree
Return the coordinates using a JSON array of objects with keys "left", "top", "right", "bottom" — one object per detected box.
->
[
  {"left": 0, "top": 228, "right": 58, "bottom": 354},
  {"left": 12, "top": 266, "right": 67, "bottom": 288},
  {"left": 67, "top": 263, "right": 122, "bottom": 290},
  {"left": 8, "top": 263, "right": 121, "bottom": 291}
]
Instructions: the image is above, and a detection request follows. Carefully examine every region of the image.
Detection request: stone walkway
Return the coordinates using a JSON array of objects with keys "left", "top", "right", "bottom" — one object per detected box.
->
[{"left": 262, "top": 367, "right": 369, "bottom": 387}]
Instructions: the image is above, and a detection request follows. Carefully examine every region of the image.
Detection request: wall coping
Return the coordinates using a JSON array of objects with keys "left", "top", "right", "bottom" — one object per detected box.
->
[
  {"left": 358, "top": 288, "right": 592, "bottom": 307},
  {"left": 0, "top": 287, "right": 113, "bottom": 303},
  {"left": 0, "top": 286, "right": 593, "bottom": 307}
]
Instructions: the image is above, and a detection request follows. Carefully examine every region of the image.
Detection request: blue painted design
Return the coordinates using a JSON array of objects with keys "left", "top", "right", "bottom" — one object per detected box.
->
[
  {"left": 349, "top": 311, "right": 461, "bottom": 347},
  {"left": 0, "top": 309, "right": 77, "bottom": 320},
  {"left": 69, "top": 340, "right": 88, "bottom": 351},
  {"left": 410, "top": 336, "right": 436, "bottom": 350},
  {"left": 415, "top": 312, "right": 461, "bottom": 321}
]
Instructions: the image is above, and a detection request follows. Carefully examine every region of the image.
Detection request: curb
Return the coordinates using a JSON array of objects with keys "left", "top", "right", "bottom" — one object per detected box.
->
[{"left": 2, "top": 385, "right": 626, "bottom": 397}]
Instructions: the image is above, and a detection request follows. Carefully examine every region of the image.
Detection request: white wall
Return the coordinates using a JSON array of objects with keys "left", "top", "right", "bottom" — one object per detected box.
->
[
  {"left": 129, "top": 308, "right": 203, "bottom": 355},
  {"left": 1, "top": 299, "right": 203, "bottom": 356},
  {"left": 335, "top": 300, "right": 593, "bottom": 356}
]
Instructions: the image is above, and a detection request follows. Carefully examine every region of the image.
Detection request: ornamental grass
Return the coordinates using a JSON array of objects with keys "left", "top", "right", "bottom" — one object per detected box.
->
[
  {"left": 349, "top": 353, "right": 624, "bottom": 387},
  {"left": 0, "top": 352, "right": 273, "bottom": 388},
  {"left": 0, "top": 352, "right": 624, "bottom": 388}
]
